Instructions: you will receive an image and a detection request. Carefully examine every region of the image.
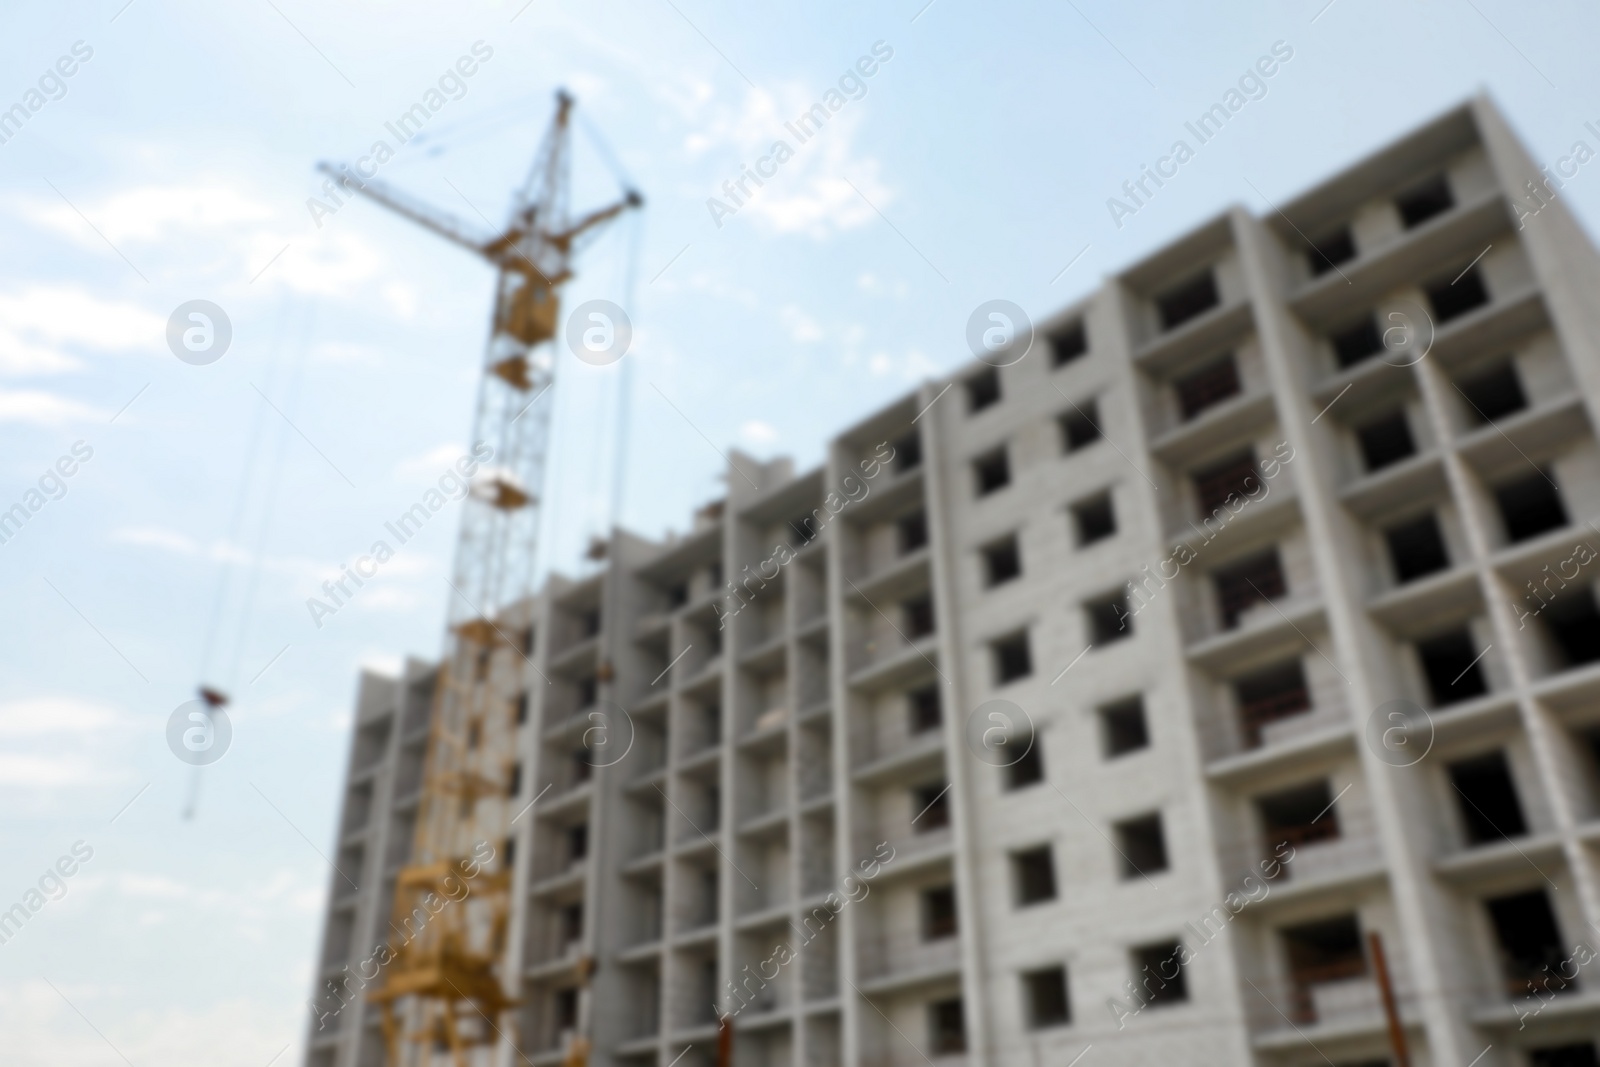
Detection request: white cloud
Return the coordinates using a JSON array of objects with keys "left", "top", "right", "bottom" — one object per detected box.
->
[
  {"left": 392, "top": 443, "right": 467, "bottom": 482},
  {"left": 16, "top": 183, "right": 387, "bottom": 300},
  {"left": 270, "top": 228, "right": 385, "bottom": 297},
  {"left": 692, "top": 83, "right": 893, "bottom": 238},
  {"left": 856, "top": 272, "right": 908, "bottom": 298},
  {"left": 312, "top": 339, "right": 383, "bottom": 365},
  {"left": 108, "top": 526, "right": 329, "bottom": 584},
  {"left": 778, "top": 305, "right": 822, "bottom": 343},
  {"left": 382, "top": 280, "right": 418, "bottom": 319},
  {"left": 30, "top": 185, "right": 273, "bottom": 247},
  {"left": 0, "top": 286, "right": 159, "bottom": 377},
  {"left": 0, "top": 283, "right": 161, "bottom": 379},
  {"left": 117, "top": 872, "right": 195, "bottom": 900},
  {"left": 359, "top": 650, "right": 403, "bottom": 677},
  {"left": 0, "top": 981, "right": 298, "bottom": 1067},
  {"left": 0, "top": 753, "right": 98, "bottom": 786},
  {"left": 868, "top": 348, "right": 940, "bottom": 381},
  {"left": 0, "top": 389, "right": 103, "bottom": 425},
  {"left": 354, "top": 586, "right": 420, "bottom": 612},
  {"left": 739, "top": 420, "right": 779, "bottom": 446},
  {"left": 0, "top": 697, "right": 141, "bottom": 786},
  {"left": 0, "top": 696, "right": 134, "bottom": 738},
  {"left": 0, "top": 331, "right": 80, "bottom": 375},
  {"left": 109, "top": 526, "right": 199, "bottom": 553}
]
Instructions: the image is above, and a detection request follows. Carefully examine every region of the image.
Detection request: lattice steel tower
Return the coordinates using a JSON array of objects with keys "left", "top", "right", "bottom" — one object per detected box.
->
[{"left": 318, "top": 90, "right": 640, "bottom": 1067}]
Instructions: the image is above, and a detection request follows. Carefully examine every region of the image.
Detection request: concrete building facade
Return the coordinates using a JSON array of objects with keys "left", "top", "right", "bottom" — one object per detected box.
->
[{"left": 305, "top": 97, "right": 1600, "bottom": 1067}]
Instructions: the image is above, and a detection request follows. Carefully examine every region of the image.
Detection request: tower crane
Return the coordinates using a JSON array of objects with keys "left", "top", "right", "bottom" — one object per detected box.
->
[{"left": 318, "top": 89, "right": 640, "bottom": 1067}]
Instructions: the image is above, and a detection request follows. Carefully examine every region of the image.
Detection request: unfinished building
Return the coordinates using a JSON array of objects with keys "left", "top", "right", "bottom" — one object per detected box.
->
[{"left": 306, "top": 96, "right": 1600, "bottom": 1067}]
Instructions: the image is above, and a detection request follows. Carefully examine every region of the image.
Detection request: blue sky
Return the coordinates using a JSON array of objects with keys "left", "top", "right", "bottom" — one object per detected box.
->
[{"left": 2, "top": 0, "right": 1598, "bottom": 1063}]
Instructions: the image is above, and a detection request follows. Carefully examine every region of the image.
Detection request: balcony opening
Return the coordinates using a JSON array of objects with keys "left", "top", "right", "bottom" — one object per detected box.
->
[
  {"left": 567, "top": 823, "right": 589, "bottom": 863},
  {"left": 699, "top": 868, "right": 719, "bottom": 926},
  {"left": 704, "top": 785, "right": 720, "bottom": 832},
  {"left": 666, "top": 582, "right": 688, "bottom": 610},
  {"left": 1023, "top": 965, "right": 1071, "bottom": 1028},
  {"left": 1385, "top": 513, "right": 1449, "bottom": 583},
  {"left": 921, "top": 885, "right": 957, "bottom": 940},
  {"left": 1174, "top": 353, "right": 1241, "bottom": 420},
  {"left": 1100, "top": 696, "right": 1149, "bottom": 757},
  {"left": 1131, "top": 941, "right": 1188, "bottom": 1005},
  {"left": 705, "top": 626, "right": 723, "bottom": 659},
  {"left": 554, "top": 987, "right": 579, "bottom": 1034},
  {"left": 1495, "top": 471, "right": 1567, "bottom": 543},
  {"left": 1072, "top": 491, "right": 1117, "bottom": 546},
  {"left": 1458, "top": 359, "right": 1527, "bottom": 424},
  {"left": 911, "top": 781, "right": 950, "bottom": 831},
  {"left": 982, "top": 535, "right": 1022, "bottom": 587},
  {"left": 1086, "top": 590, "right": 1133, "bottom": 643},
  {"left": 1155, "top": 271, "right": 1220, "bottom": 331},
  {"left": 903, "top": 595, "right": 935, "bottom": 639},
  {"left": 1213, "top": 548, "right": 1286, "bottom": 629},
  {"left": 560, "top": 901, "right": 583, "bottom": 951},
  {"left": 333, "top": 845, "right": 364, "bottom": 897},
  {"left": 1051, "top": 320, "right": 1088, "bottom": 367},
  {"left": 966, "top": 368, "right": 1001, "bottom": 413},
  {"left": 570, "top": 750, "right": 592, "bottom": 785},
  {"left": 703, "top": 702, "right": 722, "bottom": 746},
  {"left": 1395, "top": 174, "right": 1454, "bottom": 228},
  {"left": 897, "top": 510, "right": 928, "bottom": 555},
  {"left": 1542, "top": 590, "right": 1600, "bottom": 668},
  {"left": 516, "top": 691, "right": 530, "bottom": 725},
  {"left": 695, "top": 960, "right": 718, "bottom": 1023},
  {"left": 1193, "top": 449, "right": 1260, "bottom": 515},
  {"left": 789, "top": 513, "right": 819, "bottom": 546},
  {"left": 1529, "top": 1045, "right": 1600, "bottom": 1067},
  {"left": 1356, "top": 410, "right": 1416, "bottom": 471},
  {"left": 582, "top": 609, "right": 601, "bottom": 637},
  {"left": 708, "top": 561, "right": 723, "bottom": 589},
  {"left": 1234, "top": 659, "right": 1311, "bottom": 747},
  {"left": 928, "top": 998, "right": 967, "bottom": 1055},
  {"left": 1282, "top": 915, "right": 1366, "bottom": 1022},
  {"left": 1060, "top": 400, "right": 1103, "bottom": 451},
  {"left": 1012, "top": 845, "right": 1057, "bottom": 905},
  {"left": 908, "top": 685, "right": 941, "bottom": 734},
  {"left": 1330, "top": 317, "right": 1384, "bottom": 369},
  {"left": 1113, "top": 812, "right": 1169, "bottom": 878},
  {"left": 1307, "top": 227, "right": 1356, "bottom": 276},
  {"left": 1486, "top": 889, "right": 1570, "bottom": 996},
  {"left": 1417, "top": 628, "right": 1488, "bottom": 705},
  {"left": 1449, "top": 751, "right": 1528, "bottom": 844},
  {"left": 1257, "top": 781, "right": 1339, "bottom": 862},
  {"left": 508, "top": 761, "right": 523, "bottom": 797},
  {"left": 577, "top": 676, "right": 597, "bottom": 709},
  {"left": 974, "top": 447, "right": 1011, "bottom": 496},
  {"left": 993, "top": 631, "right": 1033, "bottom": 685},
  {"left": 894, "top": 431, "right": 922, "bottom": 473},
  {"left": 1007, "top": 741, "right": 1044, "bottom": 789},
  {"left": 1427, "top": 267, "right": 1490, "bottom": 323}
]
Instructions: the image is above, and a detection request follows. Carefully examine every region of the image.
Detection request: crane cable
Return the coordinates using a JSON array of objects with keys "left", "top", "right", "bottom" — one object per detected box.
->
[
  {"left": 385, "top": 92, "right": 552, "bottom": 168},
  {"left": 224, "top": 304, "right": 314, "bottom": 688},
  {"left": 183, "top": 296, "right": 310, "bottom": 818},
  {"left": 607, "top": 204, "right": 643, "bottom": 535},
  {"left": 576, "top": 104, "right": 641, "bottom": 543}
]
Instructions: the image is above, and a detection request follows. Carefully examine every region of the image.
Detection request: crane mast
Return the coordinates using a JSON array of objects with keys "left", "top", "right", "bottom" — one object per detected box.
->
[{"left": 320, "top": 90, "right": 640, "bottom": 1067}]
